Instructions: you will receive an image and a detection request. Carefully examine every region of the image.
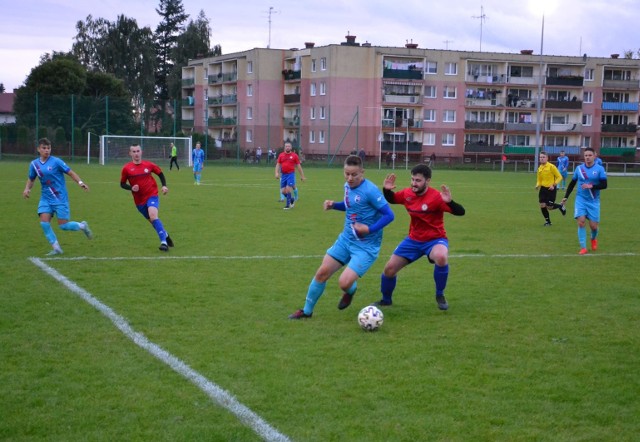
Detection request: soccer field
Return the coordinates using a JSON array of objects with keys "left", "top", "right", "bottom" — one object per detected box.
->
[{"left": 1, "top": 161, "right": 639, "bottom": 441}]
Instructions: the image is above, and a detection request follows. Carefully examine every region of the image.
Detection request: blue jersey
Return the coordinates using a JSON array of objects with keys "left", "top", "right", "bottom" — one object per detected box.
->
[
  {"left": 572, "top": 163, "right": 607, "bottom": 201},
  {"left": 556, "top": 156, "right": 569, "bottom": 175},
  {"left": 340, "top": 178, "right": 388, "bottom": 247},
  {"left": 28, "top": 156, "right": 71, "bottom": 204},
  {"left": 192, "top": 148, "right": 205, "bottom": 169}
]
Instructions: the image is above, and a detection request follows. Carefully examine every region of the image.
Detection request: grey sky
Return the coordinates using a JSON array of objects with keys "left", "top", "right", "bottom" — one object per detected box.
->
[{"left": 2, "top": 0, "right": 639, "bottom": 91}]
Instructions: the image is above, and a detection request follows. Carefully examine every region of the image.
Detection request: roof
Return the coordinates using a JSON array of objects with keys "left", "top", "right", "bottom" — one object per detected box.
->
[{"left": 0, "top": 93, "right": 15, "bottom": 114}]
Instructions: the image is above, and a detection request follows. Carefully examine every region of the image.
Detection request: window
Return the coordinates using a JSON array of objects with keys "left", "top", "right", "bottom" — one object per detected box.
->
[
  {"left": 509, "top": 65, "right": 533, "bottom": 78},
  {"left": 443, "top": 110, "right": 456, "bottom": 123},
  {"left": 441, "top": 133, "right": 455, "bottom": 146},
  {"left": 311, "top": 59, "right": 316, "bottom": 72},
  {"left": 247, "top": 61, "right": 253, "bottom": 74},
  {"left": 445, "top": 62, "right": 457, "bottom": 75},
  {"left": 545, "top": 136, "right": 568, "bottom": 147},
  {"left": 320, "top": 57, "right": 327, "bottom": 70},
  {"left": 425, "top": 61, "right": 437, "bottom": 74},
  {"left": 424, "top": 85, "right": 436, "bottom": 98},
  {"left": 424, "top": 109, "right": 436, "bottom": 122},
  {"left": 309, "top": 130, "right": 315, "bottom": 143},
  {"left": 246, "top": 107, "right": 253, "bottom": 120},
  {"left": 443, "top": 86, "right": 457, "bottom": 99},
  {"left": 583, "top": 91, "right": 593, "bottom": 103},
  {"left": 310, "top": 107, "right": 316, "bottom": 120},
  {"left": 310, "top": 83, "right": 316, "bottom": 96},
  {"left": 582, "top": 114, "right": 592, "bottom": 126},
  {"left": 319, "top": 130, "right": 325, "bottom": 143},
  {"left": 424, "top": 133, "right": 436, "bottom": 146},
  {"left": 583, "top": 136, "right": 591, "bottom": 148},
  {"left": 466, "top": 111, "right": 497, "bottom": 122},
  {"left": 320, "top": 81, "right": 326, "bottom": 95},
  {"left": 246, "top": 129, "right": 253, "bottom": 142},
  {"left": 584, "top": 68, "right": 594, "bottom": 81},
  {"left": 247, "top": 84, "right": 253, "bottom": 97},
  {"left": 320, "top": 106, "right": 326, "bottom": 119}
]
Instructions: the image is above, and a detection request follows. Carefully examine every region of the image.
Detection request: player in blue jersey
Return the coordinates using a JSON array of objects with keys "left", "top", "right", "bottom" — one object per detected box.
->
[
  {"left": 556, "top": 150, "right": 569, "bottom": 189},
  {"left": 289, "top": 155, "right": 395, "bottom": 319},
  {"left": 192, "top": 142, "right": 205, "bottom": 185},
  {"left": 561, "top": 147, "right": 607, "bottom": 255},
  {"left": 23, "top": 138, "right": 93, "bottom": 255}
]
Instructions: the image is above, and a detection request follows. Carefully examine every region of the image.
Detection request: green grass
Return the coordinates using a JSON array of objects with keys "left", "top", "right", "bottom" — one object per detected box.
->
[{"left": 1, "top": 160, "right": 639, "bottom": 441}]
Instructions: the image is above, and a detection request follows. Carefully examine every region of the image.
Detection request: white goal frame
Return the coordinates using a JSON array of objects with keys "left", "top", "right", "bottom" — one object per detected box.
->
[{"left": 99, "top": 135, "right": 193, "bottom": 166}]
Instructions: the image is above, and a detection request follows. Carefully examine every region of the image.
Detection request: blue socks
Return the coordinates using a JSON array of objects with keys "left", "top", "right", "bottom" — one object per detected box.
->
[
  {"left": 293, "top": 188, "right": 298, "bottom": 201},
  {"left": 434, "top": 264, "right": 449, "bottom": 296},
  {"left": 40, "top": 221, "right": 57, "bottom": 244},
  {"left": 152, "top": 219, "right": 167, "bottom": 242},
  {"left": 59, "top": 221, "right": 81, "bottom": 231},
  {"left": 303, "top": 279, "right": 326, "bottom": 315},
  {"left": 578, "top": 226, "right": 587, "bottom": 248},
  {"left": 591, "top": 228, "right": 599, "bottom": 240},
  {"left": 380, "top": 274, "right": 396, "bottom": 303}
]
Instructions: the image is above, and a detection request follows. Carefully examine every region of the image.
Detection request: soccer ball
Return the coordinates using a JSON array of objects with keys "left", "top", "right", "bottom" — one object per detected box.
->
[{"left": 357, "top": 305, "right": 384, "bottom": 331}]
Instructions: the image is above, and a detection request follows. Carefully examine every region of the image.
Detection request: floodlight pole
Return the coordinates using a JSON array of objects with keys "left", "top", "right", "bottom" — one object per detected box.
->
[{"left": 534, "top": 14, "right": 545, "bottom": 172}]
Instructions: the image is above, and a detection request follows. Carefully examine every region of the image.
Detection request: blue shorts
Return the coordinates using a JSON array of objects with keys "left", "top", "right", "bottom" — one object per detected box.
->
[
  {"left": 280, "top": 172, "right": 296, "bottom": 189},
  {"left": 38, "top": 199, "right": 70, "bottom": 220},
  {"left": 193, "top": 163, "right": 203, "bottom": 172},
  {"left": 326, "top": 236, "right": 380, "bottom": 278},
  {"left": 136, "top": 196, "right": 160, "bottom": 219},
  {"left": 574, "top": 197, "right": 600, "bottom": 222},
  {"left": 393, "top": 237, "right": 449, "bottom": 264}
]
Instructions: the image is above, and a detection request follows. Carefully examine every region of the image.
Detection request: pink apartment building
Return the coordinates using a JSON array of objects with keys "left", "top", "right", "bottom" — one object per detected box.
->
[{"left": 181, "top": 36, "right": 639, "bottom": 164}]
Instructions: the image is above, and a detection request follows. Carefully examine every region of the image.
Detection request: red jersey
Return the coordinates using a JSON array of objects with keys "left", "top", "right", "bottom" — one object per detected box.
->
[
  {"left": 121, "top": 160, "right": 163, "bottom": 205},
  {"left": 391, "top": 187, "right": 452, "bottom": 242},
  {"left": 277, "top": 151, "right": 300, "bottom": 174}
]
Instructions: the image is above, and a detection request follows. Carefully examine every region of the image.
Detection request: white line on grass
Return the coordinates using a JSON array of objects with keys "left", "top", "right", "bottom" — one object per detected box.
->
[
  {"left": 29, "top": 257, "right": 292, "bottom": 442},
  {"left": 39, "top": 251, "right": 639, "bottom": 262}
]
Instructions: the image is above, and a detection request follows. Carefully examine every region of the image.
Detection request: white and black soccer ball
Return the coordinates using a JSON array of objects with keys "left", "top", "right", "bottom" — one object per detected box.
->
[{"left": 358, "top": 305, "right": 384, "bottom": 331}]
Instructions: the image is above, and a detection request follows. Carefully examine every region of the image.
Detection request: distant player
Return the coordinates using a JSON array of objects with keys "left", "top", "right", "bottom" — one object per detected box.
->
[
  {"left": 169, "top": 142, "right": 179, "bottom": 171},
  {"left": 536, "top": 151, "right": 566, "bottom": 226},
  {"left": 192, "top": 142, "right": 205, "bottom": 185},
  {"left": 561, "top": 147, "right": 607, "bottom": 255},
  {"left": 275, "top": 142, "right": 305, "bottom": 209},
  {"left": 120, "top": 144, "right": 174, "bottom": 252},
  {"left": 374, "top": 164, "right": 465, "bottom": 311},
  {"left": 23, "top": 137, "right": 93, "bottom": 255},
  {"left": 556, "top": 150, "right": 569, "bottom": 189},
  {"left": 288, "top": 155, "right": 394, "bottom": 319}
]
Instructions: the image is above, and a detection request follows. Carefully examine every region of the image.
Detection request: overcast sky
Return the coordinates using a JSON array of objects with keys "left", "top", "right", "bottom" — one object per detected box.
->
[{"left": 2, "top": 0, "right": 639, "bottom": 91}]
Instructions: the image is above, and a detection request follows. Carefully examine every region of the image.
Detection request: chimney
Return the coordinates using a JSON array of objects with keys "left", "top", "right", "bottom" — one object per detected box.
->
[
  {"left": 611, "top": 53, "right": 619, "bottom": 59},
  {"left": 345, "top": 32, "right": 357, "bottom": 45},
  {"left": 304, "top": 42, "right": 315, "bottom": 48},
  {"left": 405, "top": 40, "right": 418, "bottom": 49},
  {"left": 520, "top": 49, "right": 534, "bottom": 55}
]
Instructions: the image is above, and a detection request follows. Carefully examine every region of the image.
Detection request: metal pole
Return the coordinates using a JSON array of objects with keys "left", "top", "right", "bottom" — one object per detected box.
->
[
  {"left": 71, "top": 94, "right": 75, "bottom": 161},
  {"left": 35, "top": 92, "right": 39, "bottom": 143},
  {"left": 405, "top": 112, "right": 409, "bottom": 170},
  {"left": 173, "top": 99, "right": 177, "bottom": 136},
  {"left": 105, "top": 96, "right": 109, "bottom": 136},
  {"left": 534, "top": 14, "right": 545, "bottom": 171}
]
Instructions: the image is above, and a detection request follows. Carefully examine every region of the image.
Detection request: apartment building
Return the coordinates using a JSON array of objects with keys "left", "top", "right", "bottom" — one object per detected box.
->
[{"left": 181, "top": 35, "right": 640, "bottom": 162}]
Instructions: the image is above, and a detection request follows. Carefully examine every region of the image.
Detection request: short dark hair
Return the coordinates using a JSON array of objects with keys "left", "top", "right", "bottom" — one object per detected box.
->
[
  {"left": 540, "top": 151, "right": 548, "bottom": 156},
  {"left": 411, "top": 163, "right": 432, "bottom": 180},
  {"left": 585, "top": 147, "right": 595, "bottom": 154},
  {"left": 38, "top": 137, "right": 51, "bottom": 147},
  {"left": 344, "top": 155, "right": 362, "bottom": 167}
]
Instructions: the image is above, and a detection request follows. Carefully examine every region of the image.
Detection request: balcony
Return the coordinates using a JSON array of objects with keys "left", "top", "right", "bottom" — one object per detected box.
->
[
  {"left": 505, "top": 122, "right": 536, "bottom": 131},
  {"left": 465, "top": 97, "right": 504, "bottom": 107},
  {"left": 545, "top": 122, "right": 581, "bottom": 132},
  {"left": 282, "top": 70, "right": 301, "bottom": 81},
  {"left": 182, "top": 78, "right": 195, "bottom": 88},
  {"left": 381, "top": 140, "right": 422, "bottom": 152},
  {"left": 464, "top": 143, "right": 503, "bottom": 153},
  {"left": 383, "top": 68, "right": 423, "bottom": 80},
  {"left": 208, "top": 117, "right": 237, "bottom": 126},
  {"left": 208, "top": 96, "right": 223, "bottom": 105},
  {"left": 602, "top": 102, "right": 639, "bottom": 111},
  {"left": 546, "top": 76, "right": 584, "bottom": 87},
  {"left": 221, "top": 94, "right": 237, "bottom": 105},
  {"left": 382, "top": 118, "right": 423, "bottom": 129},
  {"left": 600, "top": 147, "right": 636, "bottom": 156},
  {"left": 222, "top": 72, "right": 238, "bottom": 82},
  {"left": 284, "top": 117, "right": 300, "bottom": 127},
  {"left": 465, "top": 121, "right": 505, "bottom": 130},
  {"left": 284, "top": 93, "right": 301, "bottom": 104},
  {"left": 545, "top": 100, "right": 582, "bottom": 110},
  {"left": 603, "top": 79, "right": 640, "bottom": 89},
  {"left": 383, "top": 94, "right": 421, "bottom": 105},
  {"left": 601, "top": 123, "right": 638, "bottom": 133},
  {"left": 181, "top": 119, "right": 194, "bottom": 128},
  {"left": 208, "top": 74, "right": 223, "bottom": 84},
  {"left": 182, "top": 97, "right": 195, "bottom": 107},
  {"left": 466, "top": 74, "right": 507, "bottom": 84}
]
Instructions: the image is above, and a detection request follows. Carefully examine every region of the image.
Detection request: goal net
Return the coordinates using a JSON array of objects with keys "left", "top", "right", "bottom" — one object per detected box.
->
[{"left": 99, "top": 135, "right": 192, "bottom": 166}]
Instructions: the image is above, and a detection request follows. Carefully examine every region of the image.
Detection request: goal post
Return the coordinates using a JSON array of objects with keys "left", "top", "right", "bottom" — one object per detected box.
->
[{"left": 99, "top": 135, "right": 192, "bottom": 167}]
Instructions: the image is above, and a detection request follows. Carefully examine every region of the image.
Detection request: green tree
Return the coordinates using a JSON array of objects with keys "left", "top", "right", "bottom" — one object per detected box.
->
[{"left": 155, "top": 0, "right": 188, "bottom": 101}]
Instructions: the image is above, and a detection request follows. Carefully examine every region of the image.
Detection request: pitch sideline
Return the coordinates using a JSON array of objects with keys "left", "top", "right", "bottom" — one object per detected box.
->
[{"left": 29, "top": 257, "right": 292, "bottom": 442}]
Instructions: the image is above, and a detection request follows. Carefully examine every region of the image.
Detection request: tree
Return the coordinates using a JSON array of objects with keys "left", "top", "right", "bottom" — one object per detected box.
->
[{"left": 155, "top": 0, "right": 188, "bottom": 101}]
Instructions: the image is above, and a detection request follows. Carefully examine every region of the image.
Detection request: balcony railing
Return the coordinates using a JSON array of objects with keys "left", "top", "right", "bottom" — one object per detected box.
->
[
  {"left": 181, "top": 119, "right": 194, "bottom": 128},
  {"left": 545, "top": 100, "right": 582, "bottom": 110},
  {"left": 283, "top": 117, "right": 300, "bottom": 127},
  {"left": 182, "top": 78, "right": 195, "bottom": 87},
  {"left": 600, "top": 147, "right": 636, "bottom": 156},
  {"left": 383, "top": 94, "right": 421, "bottom": 104},
  {"left": 182, "top": 97, "right": 195, "bottom": 107},
  {"left": 464, "top": 143, "right": 503, "bottom": 153},
  {"left": 208, "top": 117, "right": 237, "bottom": 126},
  {"left": 381, "top": 140, "right": 422, "bottom": 152},
  {"left": 284, "top": 93, "right": 301, "bottom": 104},
  {"left": 603, "top": 79, "right": 640, "bottom": 89},
  {"left": 282, "top": 70, "right": 301, "bottom": 81},
  {"left": 208, "top": 97, "right": 223, "bottom": 105},
  {"left": 464, "top": 121, "right": 505, "bottom": 130},
  {"left": 383, "top": 68, "right": 423, "bottom": 80},
  {"left": 546, "top": 76, "right": 584, "bottom": 87},
  {"left": 505, "top": 122, "right": 536, "bottom": 131},
  {"left": 545, "top": 122, "right": 581, "bottom": 132},
  {"left": 466, "top": 74, "right": 508, "bottom": 84},
  {"left": 602, "top": 102, "right": 639, "bottom": 111},
  {"left": 222, "top": 94, "right": 237, "bottom": 104},
  {"left": 601, "top": 123, "right": 638, "bottom": 133}
]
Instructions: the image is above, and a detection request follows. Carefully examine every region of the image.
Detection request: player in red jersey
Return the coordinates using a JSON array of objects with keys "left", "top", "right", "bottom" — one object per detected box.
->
[
  {"left": 375, "top": 164, "right": 465, "bottom": 310},
  {"left": 275, "top": 142, "right": 305, "bottom": 209},
  {"left": 120, "top": 144, "right": 174, "bottom": 252}
]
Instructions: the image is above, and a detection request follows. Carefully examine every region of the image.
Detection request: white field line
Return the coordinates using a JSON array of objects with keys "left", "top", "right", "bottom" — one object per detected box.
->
[
  {"left": 29, "top": 257, "right": 292, "bottom": 442},
  {"left": 39, "top": 251, "right": 639, "bottom": 262}
]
